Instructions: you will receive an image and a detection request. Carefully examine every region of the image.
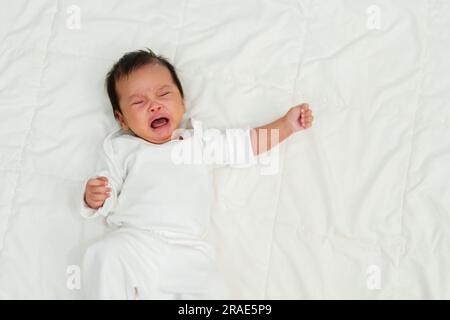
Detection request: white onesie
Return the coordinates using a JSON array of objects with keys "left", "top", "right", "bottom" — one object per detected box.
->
[{"left": 80, "top": 119, "right": 255, "bottom": 299}]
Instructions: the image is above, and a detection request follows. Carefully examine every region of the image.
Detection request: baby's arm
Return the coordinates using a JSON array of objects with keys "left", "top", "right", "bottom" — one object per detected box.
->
[
  {"left": 80, "top": 132, "right": 124, "bottom": 218},
  {"left": 250, "top": 103, "right": 313, "bottom": 155}
]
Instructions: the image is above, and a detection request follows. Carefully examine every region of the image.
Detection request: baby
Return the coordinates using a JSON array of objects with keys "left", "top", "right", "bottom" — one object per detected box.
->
[{"left": 81, "top": 48, "right": 313, "bottom": 300}]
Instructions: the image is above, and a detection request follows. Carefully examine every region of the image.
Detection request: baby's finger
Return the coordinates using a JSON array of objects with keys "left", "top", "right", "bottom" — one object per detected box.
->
[
  {"left": 300, "top": 103, "right": 310, "bottom": 111},
  {"left": 95, "top": 176, "right": 109, "bottom": 186},
  {"left": 302, "top": 110, "right": 311, "bottom": 118},
  {"left": 303, "top": 115, "right": 311, "bottom": 122},
  {"left": 90, "top": 200, "right": 106, "bottom": 208},
  {"left": 90, "top": 193, "right": 110, "bottom": 201},
  {"left": 90, "top": 186, "right": 112, "bottom": 194},
  {"left": 88, "top": 178, "right": 108, "bottom": 187}
]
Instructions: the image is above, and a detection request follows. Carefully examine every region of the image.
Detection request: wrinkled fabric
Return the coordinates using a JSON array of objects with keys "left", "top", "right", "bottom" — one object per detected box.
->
[{"left": 0, "top": 0, "right": 449, "bottom": 299}]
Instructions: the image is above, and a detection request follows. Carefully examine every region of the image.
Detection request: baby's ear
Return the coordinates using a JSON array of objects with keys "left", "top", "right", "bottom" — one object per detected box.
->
[
  {"left": 115, "top": 111, "right": 128, "bottom": 131},
  {"left": 114, "top": 110, "right": 120, "bottom": 120}
]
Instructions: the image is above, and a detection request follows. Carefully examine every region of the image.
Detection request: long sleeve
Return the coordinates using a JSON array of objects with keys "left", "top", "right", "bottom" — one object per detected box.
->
[
  {"left": 80, "top": 130, "right": 125, "bottom": 219},
  {"left": 171, "top": 119, "right": 257, "bottom": 169},
  {"left": 199, "top": 122, "right": 257, "bottom": 169},
  {"left": 222, "top": 127, "right": 257, "bottom": 168}
]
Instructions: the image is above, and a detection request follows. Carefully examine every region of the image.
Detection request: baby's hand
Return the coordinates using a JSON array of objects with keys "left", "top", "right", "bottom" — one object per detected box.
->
[
  {"left": 284, "top": 103, "right": 314, "bottom": 133},
  {"left": 84, "top": 176, "right": 112, "bottom": 209}
]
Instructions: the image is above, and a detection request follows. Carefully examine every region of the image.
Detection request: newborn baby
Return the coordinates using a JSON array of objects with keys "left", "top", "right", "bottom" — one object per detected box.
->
[{"left": 81, "top": 48, "right": 313, "bottom": 300}]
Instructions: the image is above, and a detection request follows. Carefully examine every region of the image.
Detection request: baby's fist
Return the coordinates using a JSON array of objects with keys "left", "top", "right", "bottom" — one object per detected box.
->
[
  {"left": 84, "top": 176, "right": 111, "bottom": 209},
  {"left": 285, "top": 103, "right": 314, "bottom": 133}
]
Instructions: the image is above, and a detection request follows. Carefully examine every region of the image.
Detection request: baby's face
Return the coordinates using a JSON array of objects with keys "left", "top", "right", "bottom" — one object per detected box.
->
[{"left": 115, "top": 63, "right": 185, "bottom": 144}]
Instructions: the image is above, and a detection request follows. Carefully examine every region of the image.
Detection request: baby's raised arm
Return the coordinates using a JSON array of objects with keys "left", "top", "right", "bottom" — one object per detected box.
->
[
  {"left": 84, "top": 176, "right": 112, "bottom": 209},
  {"left": 250, "top": 103, "right": 313, "bottom": 155}
]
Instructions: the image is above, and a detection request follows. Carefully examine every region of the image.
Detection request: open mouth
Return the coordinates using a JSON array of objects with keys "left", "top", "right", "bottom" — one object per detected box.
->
[{"left": 150, "top": 117, "right": 169, "bottom": 129}]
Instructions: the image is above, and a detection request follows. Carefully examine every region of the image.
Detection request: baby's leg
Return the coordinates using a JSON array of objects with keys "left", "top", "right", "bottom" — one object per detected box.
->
[
  {"left": 179, "top": 271, "right": 230, "bottom": 300},
  {"left": 82, "top": 233, "right": 134, "bottom": 299},
  {"left": 81, "top": 228, "right": 164, "bottom": 300},
  {"left": 82, "top": 228, "right": 229, "bottom": 300},
  {"left": 156, "top": 243, "right": 231, "bottom": 300}
]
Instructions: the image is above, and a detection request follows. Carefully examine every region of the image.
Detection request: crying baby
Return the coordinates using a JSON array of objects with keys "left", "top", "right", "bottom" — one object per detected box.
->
[{"left": 80, "top": 48, "right": 313, "bottom": 299}]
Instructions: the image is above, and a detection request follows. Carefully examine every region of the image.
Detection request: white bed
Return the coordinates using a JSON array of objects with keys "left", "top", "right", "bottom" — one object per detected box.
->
[{"left": 0, "top": 0, "right": 449, "bottom": 299}]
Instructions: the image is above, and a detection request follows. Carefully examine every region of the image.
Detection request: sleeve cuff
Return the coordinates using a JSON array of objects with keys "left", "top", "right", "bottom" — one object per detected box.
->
[
  {"left": 80, "top": 196, "right": 115, "bottom": 219},
  {"left": 80, "top": 199, "right": 100, "bottom": 219}
]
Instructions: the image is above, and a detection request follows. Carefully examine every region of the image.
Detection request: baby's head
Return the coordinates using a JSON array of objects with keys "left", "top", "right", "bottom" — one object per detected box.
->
[{"left": 106, "top": 48, "right": 185, "bottom": 144}]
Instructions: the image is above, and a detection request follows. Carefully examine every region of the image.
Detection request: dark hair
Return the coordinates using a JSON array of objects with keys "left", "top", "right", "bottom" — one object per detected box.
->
[{"left": 105, "top": 48, "right": 184, "bottom": 115}]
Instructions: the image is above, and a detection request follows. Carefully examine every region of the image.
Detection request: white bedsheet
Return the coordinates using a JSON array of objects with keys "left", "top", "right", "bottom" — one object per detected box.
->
[{"left": 0, "top": 0, "right": 449, "bottom": 299}]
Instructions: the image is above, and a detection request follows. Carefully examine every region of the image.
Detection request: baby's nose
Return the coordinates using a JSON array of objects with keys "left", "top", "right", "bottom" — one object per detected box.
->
[{"left": 149, "top": 104, "right": 161, "bottom": 112}]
